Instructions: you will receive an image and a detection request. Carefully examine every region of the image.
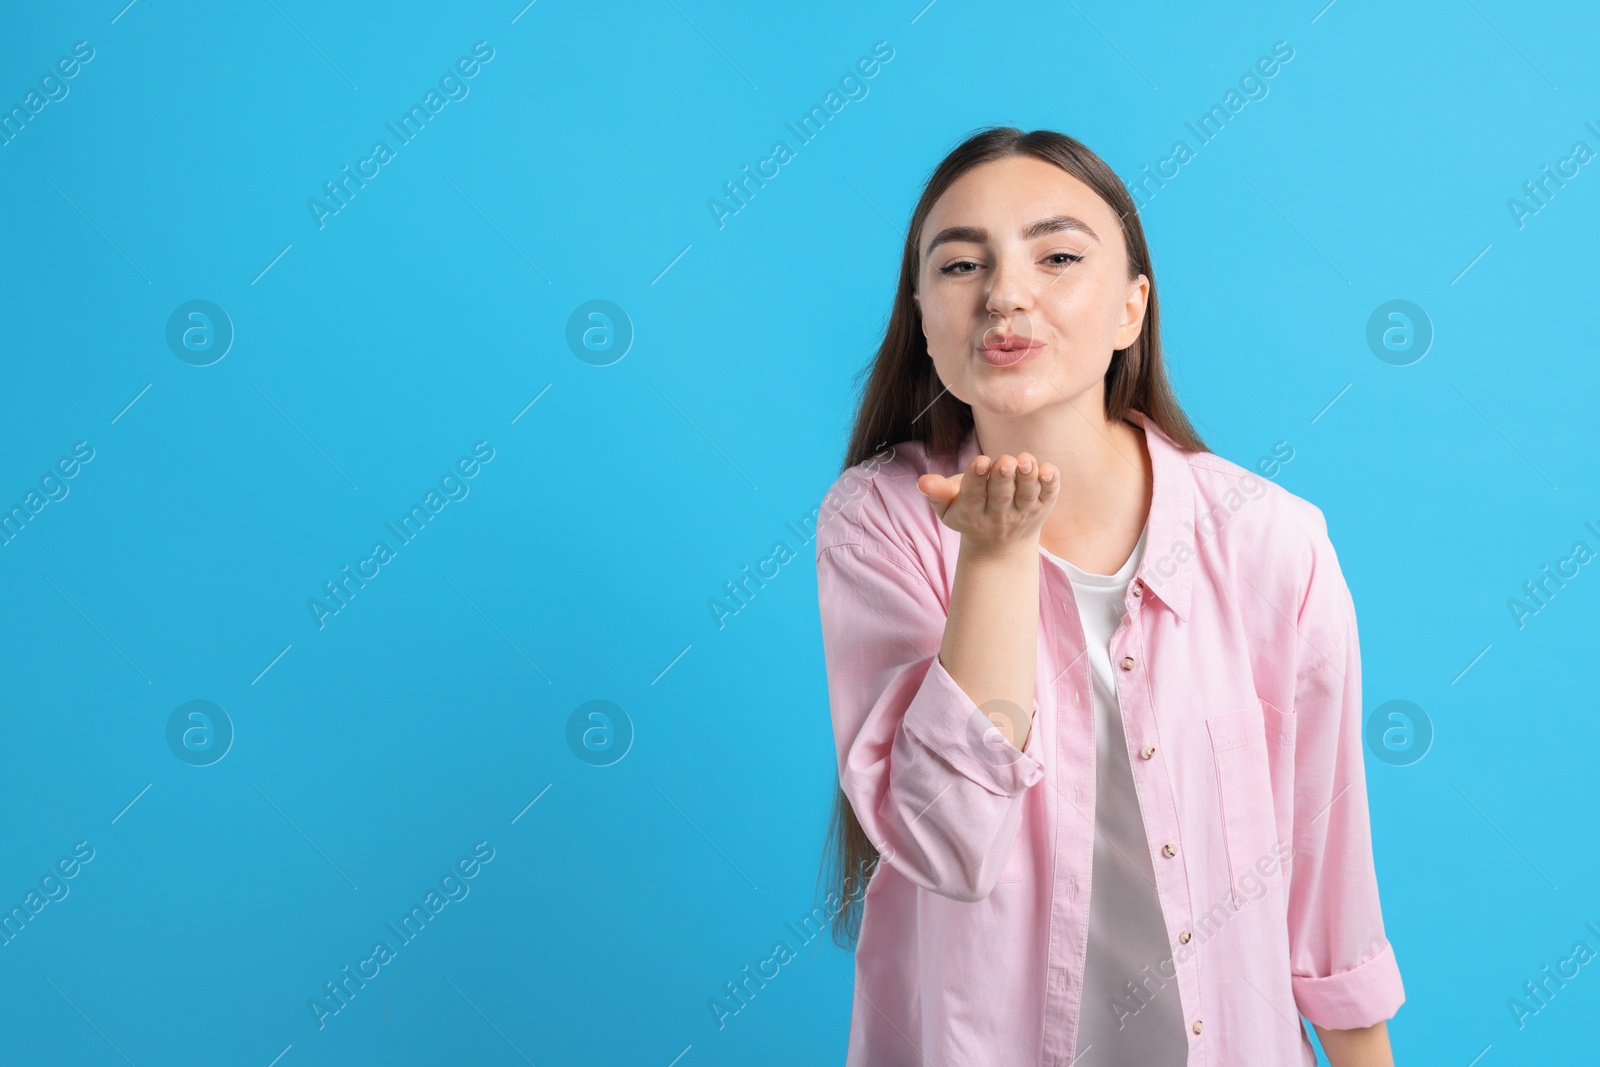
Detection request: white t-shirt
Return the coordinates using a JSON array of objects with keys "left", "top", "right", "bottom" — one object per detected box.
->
[{"left": 1044, "top": 527, "right": 1189, "bottom": 1066}]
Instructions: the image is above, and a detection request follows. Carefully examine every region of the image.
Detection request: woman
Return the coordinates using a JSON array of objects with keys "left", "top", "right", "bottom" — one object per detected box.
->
[{"left": 813, "top": 127, "right": 1404, "bottom": 1067}]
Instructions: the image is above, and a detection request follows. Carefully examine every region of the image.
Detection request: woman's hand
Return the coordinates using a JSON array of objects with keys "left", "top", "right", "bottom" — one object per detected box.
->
[{"left": 917, "top": 452, "right": 1060, "bottom": 560}]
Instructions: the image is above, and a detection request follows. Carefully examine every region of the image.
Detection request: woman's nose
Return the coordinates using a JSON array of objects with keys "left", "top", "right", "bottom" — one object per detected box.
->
[{"left": 985, "top": 254, "right": 1033, "bottom": 315}]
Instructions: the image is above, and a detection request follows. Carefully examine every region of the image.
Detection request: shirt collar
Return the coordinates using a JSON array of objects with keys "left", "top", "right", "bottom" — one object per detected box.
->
[{"left": 951, "top": 408, "right": 1195, "bottom": 623}]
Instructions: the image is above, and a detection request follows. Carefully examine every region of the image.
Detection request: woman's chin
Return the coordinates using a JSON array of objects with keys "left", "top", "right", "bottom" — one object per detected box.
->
[{"left": 969, "top": 388, "right": 1056, "bottom": 419}]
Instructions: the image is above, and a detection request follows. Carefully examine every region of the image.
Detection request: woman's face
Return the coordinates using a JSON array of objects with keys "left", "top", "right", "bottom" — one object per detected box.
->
[{"left": 913, "top": 155, "right": 1149, "bottom": 422}]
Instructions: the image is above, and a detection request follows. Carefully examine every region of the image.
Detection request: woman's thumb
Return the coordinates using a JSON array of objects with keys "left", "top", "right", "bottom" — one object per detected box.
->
[{"left": 918, "top": 472, "right": 959, "bottom": 504}]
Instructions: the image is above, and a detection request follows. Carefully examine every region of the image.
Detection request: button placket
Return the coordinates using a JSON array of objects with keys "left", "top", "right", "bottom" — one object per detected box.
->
[
  {"left": 1112, "top": 593, "right": 1203, "bottom": 1053},
  {"left": 1043, "top": 566, "right": 1097, "bottom": 1067}
]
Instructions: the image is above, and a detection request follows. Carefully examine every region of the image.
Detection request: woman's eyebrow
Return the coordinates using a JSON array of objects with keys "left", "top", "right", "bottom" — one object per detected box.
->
[{"left": 923, "top": 215, "right": 1101, "bottom": 259}]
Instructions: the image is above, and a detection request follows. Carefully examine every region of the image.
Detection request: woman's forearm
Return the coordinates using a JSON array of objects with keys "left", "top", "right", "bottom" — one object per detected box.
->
[
  {"left": 938, "top": 540, "right": 1040, "bottom": 752},
  {"left": 1313, "top": 1020, "right": 1394, "bottom": 1067}
]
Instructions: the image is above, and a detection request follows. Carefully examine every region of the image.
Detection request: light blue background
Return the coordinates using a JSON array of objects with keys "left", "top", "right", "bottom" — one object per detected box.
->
[{"left": 2, "top": 1, "right": 1597, "bottom": 1064}]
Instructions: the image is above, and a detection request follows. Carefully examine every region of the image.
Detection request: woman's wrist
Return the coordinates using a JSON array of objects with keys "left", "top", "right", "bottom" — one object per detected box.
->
[{"left": 956, "top": 536, "right": 1040, "bottom": 569}]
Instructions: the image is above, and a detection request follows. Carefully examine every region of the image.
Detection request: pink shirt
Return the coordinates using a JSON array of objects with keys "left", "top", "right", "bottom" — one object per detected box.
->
[{"left": 814, "top": 410, "right": 1404, "bottom": 1067}]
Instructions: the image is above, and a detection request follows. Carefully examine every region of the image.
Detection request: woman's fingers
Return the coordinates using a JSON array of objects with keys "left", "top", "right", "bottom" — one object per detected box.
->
[
  {"left": 917, "top": 472, "right": 954, "bottom": 502},
  {"left": 1013, "top": 452, "right": 1041, "bottom": 509},
  {"left": 1038, "top": 461, "right": 1060, "bottom": 504},
  {"left": 918, "top": 472, "right": 963, "bottom": 521},
  {"left": 986, "top": 454, "right": 1018, "bottom": 513},
  {"left": 927, "top": 452, "right": 1060, "bottom": 524},
  {"left": 968, "top": 454, "right": 991, "bottom": 513}
]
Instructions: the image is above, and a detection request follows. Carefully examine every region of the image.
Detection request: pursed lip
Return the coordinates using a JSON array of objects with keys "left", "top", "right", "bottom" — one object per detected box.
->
[
  {"left": 976, "top": 338, "right": 1044, "bottom": 367},
  {"left": 980, "top": 332, "right": 1042, "bottom": 352}
]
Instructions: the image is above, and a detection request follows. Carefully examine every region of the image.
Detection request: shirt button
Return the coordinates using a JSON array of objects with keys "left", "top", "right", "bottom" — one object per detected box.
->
[
  {"left": 1192, "top": 1019, "right": 1203, "bottom": 1035},
  {"left": 1132, "top": 581, "right": 1143, "bottom": 597},
  {"left": 1179, "top": 929, "right": 1191, "bottom": 944},
  {"left": 1140, "top": 745, "right": 1155, "bottom": 760},
  {"left": 1120, "top": 656, "right": 1135, "bottom": 670},
  {"left": 1162, "top": 843, "right": 1176, "bottom": 857}
]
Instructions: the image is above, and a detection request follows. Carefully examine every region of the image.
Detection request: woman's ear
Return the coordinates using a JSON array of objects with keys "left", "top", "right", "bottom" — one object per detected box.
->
[{"left": 1115, "top": 273, "right": 1149, "bottom": 349}]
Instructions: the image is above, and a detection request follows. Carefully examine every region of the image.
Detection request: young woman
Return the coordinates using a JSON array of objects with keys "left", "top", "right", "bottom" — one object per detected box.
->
[{"left": 814, "top": 128, "right": 1404, "bottom": 1067}]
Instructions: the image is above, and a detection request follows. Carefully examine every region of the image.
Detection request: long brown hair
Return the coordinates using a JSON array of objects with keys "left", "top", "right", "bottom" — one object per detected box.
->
[{"left": 819, "top": 126, "right": 1210, "bottom": 950}]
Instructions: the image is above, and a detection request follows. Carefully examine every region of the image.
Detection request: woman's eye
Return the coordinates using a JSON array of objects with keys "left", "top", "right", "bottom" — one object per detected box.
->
[{"left": 937, "top": 254, "right": 1080, "bottom": 275}]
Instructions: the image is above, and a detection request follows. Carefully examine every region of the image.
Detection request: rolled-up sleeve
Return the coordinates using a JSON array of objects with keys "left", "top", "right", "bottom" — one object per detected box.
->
[
  {"left": 1285, "top": 513, "right": 1406, "bottom": 1029},
  {"left": 816, "top": 535, "right": 1045, "bottom": 903}
]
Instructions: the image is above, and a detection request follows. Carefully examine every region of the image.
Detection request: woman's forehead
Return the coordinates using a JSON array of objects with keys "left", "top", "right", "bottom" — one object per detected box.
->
[{"left": 924, "top": 157, "right": 1115, "bottom": 242}]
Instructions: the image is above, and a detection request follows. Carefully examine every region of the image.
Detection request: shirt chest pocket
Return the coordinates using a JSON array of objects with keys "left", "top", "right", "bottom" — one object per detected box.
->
[{"left": 1206, "top": 698, "right": 1295, "bottom": 910}]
